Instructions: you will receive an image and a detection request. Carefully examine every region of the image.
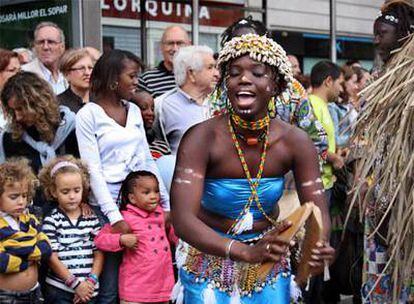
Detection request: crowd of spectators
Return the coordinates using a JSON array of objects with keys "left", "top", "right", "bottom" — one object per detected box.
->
[{"left": 0, "top": 1, "right": 412, "bottom": 301}]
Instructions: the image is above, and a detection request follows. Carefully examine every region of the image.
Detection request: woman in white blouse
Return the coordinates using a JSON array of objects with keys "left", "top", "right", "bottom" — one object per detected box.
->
[{"left": 76, "top": 50, "right": 170, "bottom": 303}]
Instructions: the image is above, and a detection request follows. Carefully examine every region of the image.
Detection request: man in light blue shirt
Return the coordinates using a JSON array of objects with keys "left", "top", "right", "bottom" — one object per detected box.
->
[{"left": 156, "top": 45, "right": 219, "bottom": 154}]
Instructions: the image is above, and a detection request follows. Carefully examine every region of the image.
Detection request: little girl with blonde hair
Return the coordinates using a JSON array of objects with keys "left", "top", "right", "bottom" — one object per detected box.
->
[{"left": 39, "top": 155, "right": 103, "bottom": 304}]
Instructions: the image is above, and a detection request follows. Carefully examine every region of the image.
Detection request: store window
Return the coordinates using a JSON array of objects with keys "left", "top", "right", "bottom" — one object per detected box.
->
[
  {"left": 272, "top": 30, "right": 374, "bottom": 73},
  {"left": 101, "top": 0, "right": 245, "bottom": 66},
  {"left": 103, "top": 26, "right": 141, "bottom": 56}
]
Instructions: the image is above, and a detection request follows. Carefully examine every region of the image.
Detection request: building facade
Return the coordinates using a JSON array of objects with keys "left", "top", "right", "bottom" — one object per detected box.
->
[
  {"left": 0, "top": 0, "right": 383, "bottom": 71},
  {"left": 261, "top": 0, "right": 384, "bottom": 71}
]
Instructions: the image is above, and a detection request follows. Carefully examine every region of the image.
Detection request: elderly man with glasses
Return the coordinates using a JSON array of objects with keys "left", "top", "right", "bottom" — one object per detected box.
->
[
  {"left": 22, "top": 22, "right": 67, "bottom": 94},
  {"left": 138, "top": 25, "right": 190, "bottom": 98}
]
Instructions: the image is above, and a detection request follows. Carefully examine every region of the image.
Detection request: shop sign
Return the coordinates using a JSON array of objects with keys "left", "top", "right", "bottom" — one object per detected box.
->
[
  {"left": 0, "top": 4, "right": 68, "bottom": 24},
  {"left": 101, "top": 0, "right": 244, "bottom": 27},
  {"left": 0, "top": 0, "right": 71, "bottom": 50}
]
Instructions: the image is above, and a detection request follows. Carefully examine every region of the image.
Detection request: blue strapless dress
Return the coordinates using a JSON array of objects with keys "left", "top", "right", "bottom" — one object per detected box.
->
[{"left": 178, "top": 177, "right": 294, "bottom": 304}]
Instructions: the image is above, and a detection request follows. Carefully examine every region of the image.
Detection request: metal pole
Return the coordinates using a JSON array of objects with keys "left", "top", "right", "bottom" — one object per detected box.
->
[
  {"left": 192, "top": 0, "right": 199, "bottom": 45},
  {"left": 71, "top": 0, "right": 83, "bottom": 47},
  {"left": 330, "top": 0, "right": 337, "bottom": 62},
  {"left": 262, "top": 0, "right": 267, "bottom": 28},
  {"left": 140, "top": 0, "right": 147, "bottom": 66}
]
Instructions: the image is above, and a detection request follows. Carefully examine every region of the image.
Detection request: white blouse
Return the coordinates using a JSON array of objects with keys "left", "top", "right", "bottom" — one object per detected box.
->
[{"left": 76, "top": 101, "right": 170, "bottom": 224}]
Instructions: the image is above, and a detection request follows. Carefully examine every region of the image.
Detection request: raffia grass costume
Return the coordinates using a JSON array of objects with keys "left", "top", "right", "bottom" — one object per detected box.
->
[{"left": 348, "top": 34, "right": 414, "bottom": 303}]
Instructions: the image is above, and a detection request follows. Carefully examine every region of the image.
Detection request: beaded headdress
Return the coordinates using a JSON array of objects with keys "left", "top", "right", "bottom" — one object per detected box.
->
[
  {"left": 210, "top": 33, "right": 294, "bottom": 116},
  {"left": 376, "top": 11, "right": 400, "bottom": 25}
]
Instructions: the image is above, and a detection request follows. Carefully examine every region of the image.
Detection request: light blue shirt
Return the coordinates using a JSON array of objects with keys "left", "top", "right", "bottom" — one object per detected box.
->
[{"left": 160, "top": 88, "right": 210, "bottom": 154}]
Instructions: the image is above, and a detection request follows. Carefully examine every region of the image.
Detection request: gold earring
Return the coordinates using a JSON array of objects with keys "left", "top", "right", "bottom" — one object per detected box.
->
[{"left": 110, "top": 81, "right": 118, "bottom": 91}]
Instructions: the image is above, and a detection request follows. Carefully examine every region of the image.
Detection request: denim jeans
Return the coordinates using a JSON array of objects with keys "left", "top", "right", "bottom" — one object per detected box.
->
[
  {"left": 44, "top": 284, "right": 97, "bottom": 304},
  {"left": 0, "top": 284, "right": 42, "bottom": 304},
  {"left": 91, "top": 205, "right": 122, "bottom": 304}
]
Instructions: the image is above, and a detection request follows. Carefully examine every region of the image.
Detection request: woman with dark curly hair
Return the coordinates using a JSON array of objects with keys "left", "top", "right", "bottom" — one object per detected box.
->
[{"left": 0, "top": 71, "right": 79, "bottom": 191}]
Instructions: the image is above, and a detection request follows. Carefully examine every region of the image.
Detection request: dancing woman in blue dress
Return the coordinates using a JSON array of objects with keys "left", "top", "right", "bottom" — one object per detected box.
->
[{"left": 171, "top": 34, "right": 335, "bottom": 303}]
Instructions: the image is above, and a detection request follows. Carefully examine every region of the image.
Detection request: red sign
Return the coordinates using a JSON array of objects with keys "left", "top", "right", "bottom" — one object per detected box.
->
[{"left": 101, "top": 0, "right": 244, "bottom": 28}]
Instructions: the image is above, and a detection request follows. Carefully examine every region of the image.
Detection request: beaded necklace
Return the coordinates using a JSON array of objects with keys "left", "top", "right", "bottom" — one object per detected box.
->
[
  {"left": 227, "top": 117, "right": 278, "bottom": 235},
  {"left": 231, "top": 114, "right": 270, "bottom": 131},
  {"left": 235, "top": 129, "right": 267, "bottom": 146}
]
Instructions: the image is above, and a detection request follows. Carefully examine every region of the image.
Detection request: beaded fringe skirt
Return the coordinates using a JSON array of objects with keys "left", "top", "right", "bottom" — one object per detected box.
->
[{"left": 173, "top": 244, "right": 296, "bottom": 304}]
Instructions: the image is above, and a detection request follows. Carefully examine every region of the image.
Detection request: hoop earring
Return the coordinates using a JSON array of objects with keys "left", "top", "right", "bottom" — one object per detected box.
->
[
  {"left": 110, "top": 81, "right": 118, "bottom": 91},
  {"left": 268, "top": 96, "right": 276, "bottom": 118}
]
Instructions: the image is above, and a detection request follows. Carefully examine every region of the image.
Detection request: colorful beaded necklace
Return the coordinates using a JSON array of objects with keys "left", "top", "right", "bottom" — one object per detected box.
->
[
  {"left": 227, "top": 116, "right": 278, "bottom": 235},
  {"left": 235, "top": 129, "right": 267, "bottom": 146},
  {"left": 231, "top": 113, "right": 270, "bottom": 131}
]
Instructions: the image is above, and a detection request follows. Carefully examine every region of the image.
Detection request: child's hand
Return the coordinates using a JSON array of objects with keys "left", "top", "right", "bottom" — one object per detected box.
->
[
  {"left": 120, "top": 233, "right": 138, "bottom": 249},
  {"left": 74, "top": 281, "right": 94, "bottom": 303},
  {"left": 73, "top": 294, "right": 83, "bottom": 304},
  {"left": 73, "top": 292, "right": 92, "bottom": 304}
]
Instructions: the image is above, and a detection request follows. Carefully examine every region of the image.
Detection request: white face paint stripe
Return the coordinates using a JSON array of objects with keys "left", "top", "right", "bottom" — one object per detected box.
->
[
  {"left": 311, "top": 189, "right": 325, "bottom": 196},
  {"left": 175, "top": 167, "right": 204, "bottom": 179},
  {"left": 173, "top": 178, "right": 192, "bottom": 185},
  {"left": 301, "top": 178, "right": 323, "bottom": 187}
]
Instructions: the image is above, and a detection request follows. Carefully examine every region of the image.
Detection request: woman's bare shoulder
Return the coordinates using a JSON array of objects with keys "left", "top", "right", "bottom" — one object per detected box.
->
[{"left": 274, "top": 118, "right": 314, "bottom": 148}]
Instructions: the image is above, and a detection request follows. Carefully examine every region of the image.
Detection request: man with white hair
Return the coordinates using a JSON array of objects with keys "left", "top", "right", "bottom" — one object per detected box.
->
[
  {"left": 157, "top": 45, "right": 219, "bottom": 154},
  {"left": 22, "top": 21, "right": 67, "bottom": 94}
]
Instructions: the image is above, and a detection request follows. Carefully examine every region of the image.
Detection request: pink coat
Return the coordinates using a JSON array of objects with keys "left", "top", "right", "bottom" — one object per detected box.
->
[{"left": 95, "top": 204, "right": 175, "bottom": 302}]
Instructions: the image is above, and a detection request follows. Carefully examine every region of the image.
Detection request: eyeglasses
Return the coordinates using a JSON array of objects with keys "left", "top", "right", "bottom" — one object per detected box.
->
[
  {"left": 34, "top": 39, "right": 61, "bottom": 46},
  {"left": 69, "top": 66, "right": 94, "bottom": 73},
  {"left": 162, "top": 40, "right": 187, "bottom": 48}
]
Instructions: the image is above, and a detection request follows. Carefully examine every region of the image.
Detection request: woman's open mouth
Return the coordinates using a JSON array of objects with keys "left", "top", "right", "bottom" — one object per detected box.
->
[{"left": 235, "top": 91, "right": 256, "bottom": 108}]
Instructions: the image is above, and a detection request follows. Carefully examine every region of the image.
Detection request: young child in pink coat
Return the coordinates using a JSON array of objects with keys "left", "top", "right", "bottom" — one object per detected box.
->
[{"left": 94, "top": 171, "right": 175, "bottom": 304}]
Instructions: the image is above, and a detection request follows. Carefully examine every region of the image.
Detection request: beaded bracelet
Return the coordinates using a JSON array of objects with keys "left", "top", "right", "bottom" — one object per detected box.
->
[
  {"left": 65, "top": 275, "right": 81, "bottom": 289},
  {"left": 87, "top": 273, "right": 98, "bottom": 285},
  {"left": 225, "top": 239, "right": 236, "bottom": 260},
  {"left": 65, "top": 275, "right": 75, "bottom": 287}
]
